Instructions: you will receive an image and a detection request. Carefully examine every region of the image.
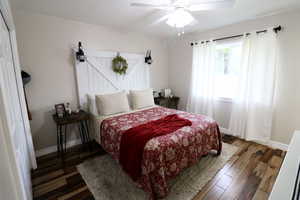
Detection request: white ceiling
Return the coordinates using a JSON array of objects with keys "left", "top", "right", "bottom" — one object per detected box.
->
[{"left": 10, "top": 0, "right": 300, "bottom": 38}]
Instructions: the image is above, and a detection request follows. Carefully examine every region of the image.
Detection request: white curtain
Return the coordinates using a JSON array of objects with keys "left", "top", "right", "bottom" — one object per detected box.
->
[
  {"left": 187, "top": 41, "right": 217, "bottom": 117},
  {"left": 229, "top": 29, "right": 278, "bottom": 142}
]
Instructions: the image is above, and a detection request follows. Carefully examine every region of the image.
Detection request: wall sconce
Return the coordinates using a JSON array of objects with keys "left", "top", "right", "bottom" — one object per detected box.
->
[
  {"left": 145, "top": 50, "right": 153, "bottom": 65},
  {"left": 76, "top": 41, "right": 86, "bottom": 62}
]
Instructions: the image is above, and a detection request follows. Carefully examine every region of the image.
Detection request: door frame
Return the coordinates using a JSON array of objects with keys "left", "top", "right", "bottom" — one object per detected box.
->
[
  {"left": 0, "top": 0, "right": 36, "bottom": 199},
  {"left": 0, "top": 0, "right": 36, "bottom": 169}
]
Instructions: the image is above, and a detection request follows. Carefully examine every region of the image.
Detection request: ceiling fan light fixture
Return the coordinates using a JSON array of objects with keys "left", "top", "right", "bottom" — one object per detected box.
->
[{"left": 166, "top": 8, "right": 194, "bottom": 28}]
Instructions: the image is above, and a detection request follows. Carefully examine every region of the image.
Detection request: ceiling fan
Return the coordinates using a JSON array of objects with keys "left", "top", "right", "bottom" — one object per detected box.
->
[{"left": 131, "top": 0, "right": 235, "bottom": 35}]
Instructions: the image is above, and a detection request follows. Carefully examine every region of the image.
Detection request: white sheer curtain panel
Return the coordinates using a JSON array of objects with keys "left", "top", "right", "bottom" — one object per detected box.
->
[
  {"left": 187, "top": 41, "right": 217, "bottom": 117},
  {"left": 229, "top": 29, "right": 278, "bottom": 143}
]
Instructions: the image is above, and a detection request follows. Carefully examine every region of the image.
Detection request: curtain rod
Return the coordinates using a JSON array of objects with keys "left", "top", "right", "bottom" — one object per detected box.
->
[{"left": 190, "top": 25, "right": 282, "bottom": 46}]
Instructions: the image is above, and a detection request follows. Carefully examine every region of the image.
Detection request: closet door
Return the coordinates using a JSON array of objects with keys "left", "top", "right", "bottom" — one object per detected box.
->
[{"left": 0, "top": 11, "right": 32, "bottom": 200}]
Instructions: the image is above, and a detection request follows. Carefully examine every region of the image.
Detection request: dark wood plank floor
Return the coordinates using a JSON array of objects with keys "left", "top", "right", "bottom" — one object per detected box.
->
[{"left": 32, "top": 135, "right": 286, "bottom": 200}]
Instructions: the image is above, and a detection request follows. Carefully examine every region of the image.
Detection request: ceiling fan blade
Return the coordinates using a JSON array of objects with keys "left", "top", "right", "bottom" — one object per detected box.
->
[
  {"left": 130, "top": 3, "right": 174, "bottom": 10},
  {"left": 149, "top": 13, "right": 171, "bottom": 26},
  {"left": 130, "top": 9, "right": 170, "bottom": 29},
  {"left": 187, "top": 0, "right": 235, "bottom": 11}
]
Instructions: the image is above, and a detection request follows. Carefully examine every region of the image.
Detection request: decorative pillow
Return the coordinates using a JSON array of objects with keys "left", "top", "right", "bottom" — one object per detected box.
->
[
  {"left": 96, "top": 91, "right": 130, "bottom": 116},
  {"left": 130, "top": 89, "right": 155, "bottom": 110}
]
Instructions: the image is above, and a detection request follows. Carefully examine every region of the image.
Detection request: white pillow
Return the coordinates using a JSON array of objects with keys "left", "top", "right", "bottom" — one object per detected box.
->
[
  {"left": 96, "top": 91, "right": 130, "bottom": 115},
  {"left": 87, "top": 94, "right": 98, "bottom": 116},
  {"left": 130, "top": 89, "right": 155, "bottom": 110}
]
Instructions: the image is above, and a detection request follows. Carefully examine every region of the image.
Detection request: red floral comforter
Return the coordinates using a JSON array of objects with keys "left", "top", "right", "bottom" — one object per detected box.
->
[{"left": 100, "top": 106, "right": 222, "bottom": 199}]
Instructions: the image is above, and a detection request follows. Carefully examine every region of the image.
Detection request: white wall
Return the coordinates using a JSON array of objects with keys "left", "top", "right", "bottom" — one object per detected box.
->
[
  {"left": 13, "top": 9, "right": 300, "bottom": 149},
  {"left": 168, "top": 10, "right": 300, "bottom": 145},
  {"left": 13, "top": 11, "right": 169, "bottom": 150}
]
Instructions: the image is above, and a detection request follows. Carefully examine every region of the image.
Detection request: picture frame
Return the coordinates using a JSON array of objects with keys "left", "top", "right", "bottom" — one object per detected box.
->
[{"left": 55, "top": 103, "right": 66, "bottom": 118}]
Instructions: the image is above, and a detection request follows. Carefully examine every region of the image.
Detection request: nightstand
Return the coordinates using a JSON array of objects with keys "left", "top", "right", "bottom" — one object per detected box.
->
[
  {"left": 52, "top": 110, "right": 91, "bottom": 157},
  {"left": 154, "top": 96, "right": 180, "bottom": 109}
]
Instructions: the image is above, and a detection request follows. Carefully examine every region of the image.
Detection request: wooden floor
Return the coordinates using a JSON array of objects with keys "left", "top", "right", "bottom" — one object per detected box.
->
[{"left": 32, "top": 135, "right": 286, "bottom": 200}]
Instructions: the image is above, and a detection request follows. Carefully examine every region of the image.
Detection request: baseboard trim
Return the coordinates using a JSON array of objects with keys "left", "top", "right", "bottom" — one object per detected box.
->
[
  {"left": 220, "top": 127, "right": 289, "bottom": 151},
  {"left": 220, "top": 127, "right": 232, "bottom": 135},
  {"left": 268, "top": 140, "right": 289, "bottom": 151},
  {"left": 35, "top": 139, "right": 82, "bottom": 157}
]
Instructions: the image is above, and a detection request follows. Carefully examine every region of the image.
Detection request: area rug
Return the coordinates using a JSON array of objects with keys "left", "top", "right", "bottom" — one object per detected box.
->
[{"left": 77, "top": 143, "right": 237, "bottom": 200}]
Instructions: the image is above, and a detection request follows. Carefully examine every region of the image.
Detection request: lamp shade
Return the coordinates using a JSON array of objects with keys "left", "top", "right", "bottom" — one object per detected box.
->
[{"left": 166, "top": 8, "right": 194, "bottom": 28}]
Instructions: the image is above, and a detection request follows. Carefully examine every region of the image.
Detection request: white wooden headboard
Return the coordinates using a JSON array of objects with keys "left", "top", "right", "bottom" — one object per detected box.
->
[{"left": 74, "top": 48, "right": 150, "bottom": 110}]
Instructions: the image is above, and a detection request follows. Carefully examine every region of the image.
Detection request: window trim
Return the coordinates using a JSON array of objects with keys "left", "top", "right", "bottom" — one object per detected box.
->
[{"left": 214, "top": 40, "right": 242, "bottom": 100}]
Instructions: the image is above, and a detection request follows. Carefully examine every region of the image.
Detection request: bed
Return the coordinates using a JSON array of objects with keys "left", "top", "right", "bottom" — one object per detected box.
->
[
  {"left": 95, "top": 106, "right": 222, "bottom": 199},
  {"left": 74, "top": 49, "right": 222, "bottom": 199}
]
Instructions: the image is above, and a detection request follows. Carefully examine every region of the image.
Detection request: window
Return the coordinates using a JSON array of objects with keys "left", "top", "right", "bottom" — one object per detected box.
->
[{"left": 215, "top": 41, "right": 242, "bottom": 99}]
